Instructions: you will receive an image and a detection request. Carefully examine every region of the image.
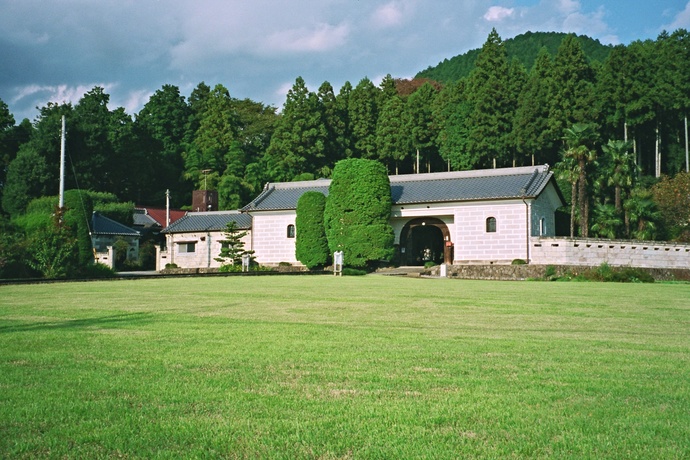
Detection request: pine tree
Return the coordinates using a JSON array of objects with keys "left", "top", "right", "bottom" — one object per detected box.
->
[
  {"left": 215, "top": 221, "right": 253, "bottom": 269},
  {"left": 376, "top": 95, "right": 409, "bottom": 174},
  {"left": 514, "top": 48, "right": 556, "bottom": 166},
  {"left": 348, "top": 78, "right": 380, "bottom": 159},
  {"left": 265, "top": 77, "right": 327, "bottom": 181},
  {"left": 465, "top": 28, "right": 512, "bottom": 168},
  {"left": 548, "top": 35, "right": 596, "bottom": 144}
]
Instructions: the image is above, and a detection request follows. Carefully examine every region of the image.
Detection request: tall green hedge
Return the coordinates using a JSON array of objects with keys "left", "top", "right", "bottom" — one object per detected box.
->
[
  {"left": 63, "top": 189, "right": 94, "bottom": 269},
  {"left": 295, "top": 191, "right": 329, "bottom": 269},
  {"left": 324, "top": 158, "right": 394, "bottom": 268}
]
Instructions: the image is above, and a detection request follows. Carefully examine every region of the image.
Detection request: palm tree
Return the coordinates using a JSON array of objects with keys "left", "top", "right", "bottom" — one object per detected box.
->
[
  {"left": 624, "top": 188, "right": 662, "bottom": 240},
  {"left": 602, "top": 139, "right": 637, "bottom": 213},
  {"left": 591, "top": 203, "right": 623, "bottom": 239},
  {"left": 562, "top": 123, "right": 599, "bottom": 237},
  {"left": 555, "top": 156, "right": 580, "bottom": 237}
]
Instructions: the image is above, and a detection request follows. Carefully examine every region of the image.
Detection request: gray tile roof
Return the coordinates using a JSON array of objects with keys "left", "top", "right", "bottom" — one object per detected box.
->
[
  {"left": 241, "top": 165, "right": 560, "bottom": 212},
  {"left": 162, "top": 211, "right": 252, "bottom": 234},
  {"left": 91, "top": 212, "right": 140, "bottom": 237},
  {"left": 133, "top": 209, "right": 159, "bottom": 228}
]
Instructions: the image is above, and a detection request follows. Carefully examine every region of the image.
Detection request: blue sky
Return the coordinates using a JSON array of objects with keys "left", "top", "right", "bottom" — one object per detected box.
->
[{"left": 1, "top": 0, "right": 689, "bottom": 122}]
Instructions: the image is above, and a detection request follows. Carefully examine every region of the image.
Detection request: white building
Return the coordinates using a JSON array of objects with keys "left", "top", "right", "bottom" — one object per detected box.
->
[
  {"left": 156, "top": 165, "right": 690, "bottom": 271},
  {"left": 241, "top": 165, "right": 563, "bottom": 266},
  {"left": 157, "top": 211, "right": 251, "bottom": 271}
]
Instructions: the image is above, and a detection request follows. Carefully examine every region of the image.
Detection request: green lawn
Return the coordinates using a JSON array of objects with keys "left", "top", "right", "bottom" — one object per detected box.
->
[{"left": 1, "top": 276, "right": 689, "bottom": 459}]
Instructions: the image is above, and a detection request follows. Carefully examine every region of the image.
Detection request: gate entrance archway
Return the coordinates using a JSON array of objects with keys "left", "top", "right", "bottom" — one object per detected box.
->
[{"left": 399, "top": 218, "right": 452, "bottom": 266}]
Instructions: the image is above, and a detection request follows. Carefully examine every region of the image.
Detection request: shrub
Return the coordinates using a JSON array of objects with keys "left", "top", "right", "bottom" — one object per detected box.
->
[
  {"left": 165, "top": 263, "right": 178, "bottom": 269},
  {"left": 342, "top": 267, "right": 367, "bottom": 276},
  {"left": 63, "top": 189, "right": 94, "bottom": 269},
  {"left": 80, "top": 263, "right": 116, "bottom": 279},
  {"left": 544, "top": 265, "right": 557, "bottom": 280},
  {"left": 295, "top": 191, "right": 329, "bottom": 269},
  {"left": 324, "top": 159, "right": 394, "bottom": 268},
  {"left": 511, "top": 259, "right": 527, "bottom": 265},
  {"left": 424, "top": 261, "right": 437, "bottom": 268}
]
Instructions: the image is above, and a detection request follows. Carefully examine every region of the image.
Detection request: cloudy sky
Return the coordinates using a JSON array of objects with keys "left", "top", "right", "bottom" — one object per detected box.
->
[{"left": 2, "top": 0, "right": 689, "bottom": 122}]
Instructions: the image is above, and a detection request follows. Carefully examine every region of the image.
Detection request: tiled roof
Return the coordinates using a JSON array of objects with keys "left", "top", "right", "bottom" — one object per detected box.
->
[
  {"left": 91, "top": 212, "right": 140, "bottom": 237},
  {"left": 134, "top": 207, "right": 186, "bottom": 229},
  {"left": 133, "top": 210, "right": 159, "bottom": 228},
  {"left": 241, "top": 165, "right": 560, "bottom": 212},
  {"left": 162, "top": 211, "right": 252, "bottom": 234}
]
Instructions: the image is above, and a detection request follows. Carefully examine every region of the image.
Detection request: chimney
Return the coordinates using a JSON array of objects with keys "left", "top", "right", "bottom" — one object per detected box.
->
[{"left": 192, "top": 190, "right": 218, "bottom": 212}]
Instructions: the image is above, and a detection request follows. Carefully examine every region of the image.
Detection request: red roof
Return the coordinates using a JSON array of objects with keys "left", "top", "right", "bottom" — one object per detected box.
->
[{"left": 138, "top": 207, "right": 186, "bottom": 229}]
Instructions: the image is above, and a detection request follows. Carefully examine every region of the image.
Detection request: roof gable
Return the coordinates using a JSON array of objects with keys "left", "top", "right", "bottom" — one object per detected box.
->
[
  {"left": 134, "top": 207, "right": 186, "bottom": 229},
  {"left": 242, "top": 165, "right": 562, "bottom": 212},
  {"left": 162, "top": 211, "right": 252, "bottom": 234},
  {"left": 91, "top": 212, "right": 140, "bottom": 237}
]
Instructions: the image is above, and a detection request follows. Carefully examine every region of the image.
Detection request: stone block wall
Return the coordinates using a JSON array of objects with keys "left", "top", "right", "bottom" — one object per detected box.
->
[
  {"left": 453, "top": 202, "right": 529, "bottom": 263},
  {"left": 251, "top": 212, "right": 298, "bottom": 265},
  {"left": 530, "top": 237, "right": 690, "bottom": 269},
  {"left": 164, "top": 230, "right": 251, "bottom": 270},
  {"left": 429, "top": 264, "right": 690, "bottom": 282}
]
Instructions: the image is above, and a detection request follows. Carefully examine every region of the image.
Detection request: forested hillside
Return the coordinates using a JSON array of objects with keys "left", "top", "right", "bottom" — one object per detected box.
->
[
  {"left": 417, "top": 31, "right": 612, "bottom": 83},
  {"left": 1, "top": 28, "right": 690, "bottom": 278}
]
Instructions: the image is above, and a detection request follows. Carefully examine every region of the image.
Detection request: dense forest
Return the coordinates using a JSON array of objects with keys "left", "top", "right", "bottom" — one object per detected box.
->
[{"left": 1, "top": 29, "right": 690, "bottom": 277}]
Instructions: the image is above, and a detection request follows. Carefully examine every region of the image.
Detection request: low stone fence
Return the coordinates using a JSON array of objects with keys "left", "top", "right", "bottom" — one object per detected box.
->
[
  {"left": 427, "top": 264, "right": 690, "bottom": 282},
  {"left": 530, "top": 237, "right": 690, "bottom": 269}
]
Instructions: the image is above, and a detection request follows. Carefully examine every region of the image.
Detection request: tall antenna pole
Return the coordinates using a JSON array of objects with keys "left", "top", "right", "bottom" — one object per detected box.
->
[
  {"left": 59, "top": 115, "right": 66, "bottom": 208},
  {"left": 166, "top": 189, "right": 170, "bottom": 227}
]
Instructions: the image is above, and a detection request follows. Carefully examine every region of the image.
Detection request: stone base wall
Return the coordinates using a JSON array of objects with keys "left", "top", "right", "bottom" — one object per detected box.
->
[{"left": 428, "top": 264, "right": 690, "bottom": 282}]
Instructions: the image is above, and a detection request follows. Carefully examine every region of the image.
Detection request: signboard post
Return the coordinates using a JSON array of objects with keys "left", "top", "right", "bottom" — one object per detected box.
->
[
  {"left": 241, "top": 254, "right": 250, "bottom": 272},
  {"left": 333, "top": 251, "right": 343, "bottom": 276}
]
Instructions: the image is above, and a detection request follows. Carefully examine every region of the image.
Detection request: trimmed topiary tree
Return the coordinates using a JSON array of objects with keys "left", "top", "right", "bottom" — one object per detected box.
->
[
  {"left": 324, "top": 158, "right": 394, "bottom": 268},
  {"left": 295, "top": 191, "right": 329, "bottom": 269}
]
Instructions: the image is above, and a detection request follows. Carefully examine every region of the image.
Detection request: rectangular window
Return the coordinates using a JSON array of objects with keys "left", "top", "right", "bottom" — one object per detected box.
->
[{"left": 178, "top": 242, "right": 196, "bottom": 253}]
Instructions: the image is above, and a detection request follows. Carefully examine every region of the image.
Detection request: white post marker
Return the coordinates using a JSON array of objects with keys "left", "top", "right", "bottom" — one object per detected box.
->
[
  {"left": 242, "top": 254, "right": 250, "bottom": 272},
  {"left": 333, "top": 251, "right": 343, "bottom": 276}
]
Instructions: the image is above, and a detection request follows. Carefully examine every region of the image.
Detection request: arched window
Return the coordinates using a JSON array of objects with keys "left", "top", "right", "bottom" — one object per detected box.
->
[
  {"left": 486, "top": 217, "right": 497, "bottom": 233},
  {"left": 287, "top": 224, "right": 295, "bottom": 238}
]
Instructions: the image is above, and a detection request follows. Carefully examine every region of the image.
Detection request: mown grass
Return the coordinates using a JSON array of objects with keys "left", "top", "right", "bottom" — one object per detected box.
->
[{"left": 1, "top": 276, "right": 689, "bottom": 458}]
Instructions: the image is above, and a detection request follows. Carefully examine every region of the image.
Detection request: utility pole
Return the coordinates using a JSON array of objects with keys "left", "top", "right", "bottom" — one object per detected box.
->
[
  {"left": 59, "top": 115, "right": 66, "bottom": 209},
  {"left": 165, "top": 189, "right": 170, "bottom": 228},
  {"left": 685, "top": 115, "right": 690, "bottom": 172}
]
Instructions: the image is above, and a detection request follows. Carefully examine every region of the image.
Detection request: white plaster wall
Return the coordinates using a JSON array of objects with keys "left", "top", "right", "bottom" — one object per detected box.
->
[
  {"left": 453, "top": 201, "right": 529, "bottom": 263},
  {"left": 165, "top": 230, "right": 252, "bottom": 269},
  {"left": 250, "top": 211, "right": 299, "bottom": 265},
  {"left": 531, "top": 190, "right": 558, "bottom": 237},
  {"left": 531, "top": 237, "right": 690, "bottom": 269},
  {"left": 390, "top": 209, "right": 455, "bottom": 245}
]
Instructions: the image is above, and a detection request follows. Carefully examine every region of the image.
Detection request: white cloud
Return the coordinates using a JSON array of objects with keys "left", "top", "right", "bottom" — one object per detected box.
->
[
  {"left": 562, "top": 5, "right": 613, "bottom": 41},
  {"left": 557, "top": 0, "right": 581, "bottom": 16},
  {"left": 484, "top": 6, "right": 515, "bottom": 22},
  {"left": 264, "top": 23, "right": 350, "bottom": 53},
  {"left": 665, "top": 1, "right": 690, "bottom": 30},
  {"left": 372, "top": 2, "right": 406, "bottom": 28}
]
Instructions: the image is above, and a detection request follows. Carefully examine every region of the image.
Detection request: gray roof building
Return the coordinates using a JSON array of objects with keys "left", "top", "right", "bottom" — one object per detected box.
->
[
  {"left": 162, "top": 211, "right": 252, "bottom": 234},
  {"left": 91, "top": 212, "right": 140, "bottom": 237},
  {"left": 241, "top": 165, "right": 561, "bottom": 212}
]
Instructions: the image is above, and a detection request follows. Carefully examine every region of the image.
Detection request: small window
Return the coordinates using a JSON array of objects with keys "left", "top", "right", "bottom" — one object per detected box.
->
[
  {"left": 539, "top": 218, "right": 546, "bottom": 236},
  {"left": 287, "top": 224, "right": 295, "bottom": 238},
  {"left": 486, "top": 217, "right": 496, "bottom": 233},
  {"left": 178, "top": 242, "right": 196, "bottom": 253}
]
